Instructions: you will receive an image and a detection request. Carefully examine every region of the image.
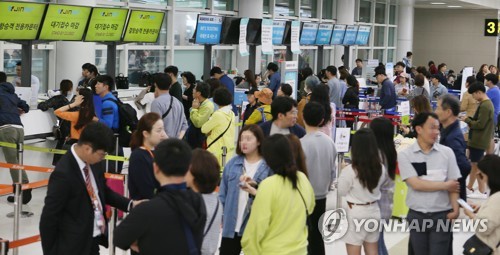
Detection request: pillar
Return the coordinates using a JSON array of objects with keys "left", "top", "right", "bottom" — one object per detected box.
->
[
  {"left": 55, "top": 0, "right": 96, "bottom": 91},
  {"left": 334, "top": 0, "right": 355, "bottom": 68},
  {"left": 396, "top": 0, "right": 414, "bottom": 64},
  {"left": 236, "top": 0, "right": 264, "bottom": 75}
]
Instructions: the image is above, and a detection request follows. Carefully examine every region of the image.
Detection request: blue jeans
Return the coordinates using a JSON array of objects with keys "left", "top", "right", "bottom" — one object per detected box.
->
[{"left": 378, "top": 231, "right": 389, "bottom": 255}]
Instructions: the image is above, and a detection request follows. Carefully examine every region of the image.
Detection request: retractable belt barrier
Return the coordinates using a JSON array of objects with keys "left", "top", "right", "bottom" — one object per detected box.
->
[{"left": 0, "top": 142, "right": 129, "bottom": 162}]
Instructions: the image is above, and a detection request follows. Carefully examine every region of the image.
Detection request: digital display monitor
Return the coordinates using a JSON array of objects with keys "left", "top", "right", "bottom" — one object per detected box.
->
[
  {"left": 122, "top": 10, "right": 165, "bottom": 43},
  {"left": 194, "top": 14, "right": 224, "bottom": 45},
  {"left": 299, "top": 22, "right": 318, "bottom": 45},
  {"left": 355, "top": 25, "right": 371, "bottom": 45},
  {"left": 219, "top": 16, "right": 240, "bottom": 45},
  {"left": 0, "top": 2, "right": 46, "bottom": 40},
  {"left": 331, "top": 24, "right": 346, "bottom": 45},
  {"left": 272, "top": 20, "right": 286, "bottom": 45},
  {"left": 315, "top": 23, "right": 333, "bottom": 45},
  {"left": 38, "top": 4, "right": 92, "bottom": 41},
  {"left": 246, "top": 18, "right": 262, "bottom": 45},
  {"left": 342, "top": 25, "right": 358, "bottom": 45},
  {"left": 84, "top": 8, "right": 128, "bottom": 42}
]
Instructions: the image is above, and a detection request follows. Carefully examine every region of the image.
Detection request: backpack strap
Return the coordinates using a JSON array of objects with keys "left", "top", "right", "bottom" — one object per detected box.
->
[
  {"left": 162, "top": 95, "right": 174, "bottom": 119},
  {"left": 207, "top": 116, "right": 232, "bottom": 149},
  {"left": 204, "top": 200, "right": 220, "bottom": 237}
]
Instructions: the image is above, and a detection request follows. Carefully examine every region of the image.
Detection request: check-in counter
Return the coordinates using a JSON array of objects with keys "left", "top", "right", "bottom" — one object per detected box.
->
[{"left": 22, "top": 87, "right": 146, "bottom": 138}]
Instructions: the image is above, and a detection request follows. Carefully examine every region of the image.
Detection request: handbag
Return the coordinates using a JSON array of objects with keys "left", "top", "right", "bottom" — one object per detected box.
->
[
  {"left": 463, "top": 235, "right": 497, "bottom": 255},
  {"left": 116, "top": 74, "right": 129, "bottom": 89}
]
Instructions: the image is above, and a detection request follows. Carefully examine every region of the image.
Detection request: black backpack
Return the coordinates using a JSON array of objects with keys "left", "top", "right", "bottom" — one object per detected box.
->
[{"left": 102, "top": 97, "right": 138, "bottom": 147}]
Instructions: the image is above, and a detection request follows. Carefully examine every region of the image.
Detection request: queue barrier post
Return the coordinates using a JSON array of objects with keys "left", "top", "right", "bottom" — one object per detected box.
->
[
  {"left": 354, "top": 116, "right": 359, "bottom": 131},
  {"left": 0, "top": 239, "right": 9, "bottom": 255},
  {"left": 335, "top": 152, "right": 344, "bottom": 210},
  {"left": 108, "top": 207, "right": 117, "bottom": 255},
  {"left": 12, "top": 183, "right": 22, "bottom": 255},
  {"left": 114, "top": 134, "right": 119, "bottom": 173},
  {"left": 221, "top": 146, "right": 228, "bottom": 168}
]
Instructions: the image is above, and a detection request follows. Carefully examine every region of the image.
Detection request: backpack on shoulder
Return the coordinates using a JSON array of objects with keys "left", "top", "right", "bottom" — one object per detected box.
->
[{"left": 102, "top": 97, "right": 138, "bottom": 147}]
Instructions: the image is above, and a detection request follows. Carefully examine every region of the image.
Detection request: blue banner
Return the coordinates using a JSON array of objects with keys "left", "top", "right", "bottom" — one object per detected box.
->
[
  {"left": 195, "top": 15, "right": 223, "bottom": 45},
  {"left": 272, "top": 20, "right": 286, "bottom": 45},
  {"left": 331, "top": 24, "right": 346, "bottom": 45},
  {"left": 355, "top": 25, "right": 371, "bottom": 45},
  {"left": 342, "top": 25, "right": 358, "bottom": 45},
  {"left": 234, "top": 89, "right": 247, "bottom": 106},
  {"left": 315, "top": 23, "right": 333, "bottom": 45},
  {"left": 299, "top": 23, "right": 318, "bottom": 45}
]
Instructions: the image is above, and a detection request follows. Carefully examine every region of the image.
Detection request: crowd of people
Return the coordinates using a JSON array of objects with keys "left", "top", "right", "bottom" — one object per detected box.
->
[{"left": 0, "top": 54, "right": 499, "bottom": 255}]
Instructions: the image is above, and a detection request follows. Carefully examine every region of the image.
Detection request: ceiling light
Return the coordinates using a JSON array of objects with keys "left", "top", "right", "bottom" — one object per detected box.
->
[
  {"left": 431, "top": 2, "right": 446, "bottom": 4},
  {"left": 447, "top": 5, "right": 462, "bottom": 7}
]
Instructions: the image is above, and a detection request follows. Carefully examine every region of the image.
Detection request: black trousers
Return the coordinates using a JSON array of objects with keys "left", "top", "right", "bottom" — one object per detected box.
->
[
  {"left": 407, "top": 209, "right": 453, "bottom": 255},
  {"left": 308, "top": 198, "right": 326, "bottom": 255},
  {"left": 219, "top": 233, "right": 242, "bottom": 255}
]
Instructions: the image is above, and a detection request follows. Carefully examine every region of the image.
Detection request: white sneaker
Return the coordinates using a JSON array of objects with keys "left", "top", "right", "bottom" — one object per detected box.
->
[{"left": 467, "top": 191, "right": 488, "bottom": 199}]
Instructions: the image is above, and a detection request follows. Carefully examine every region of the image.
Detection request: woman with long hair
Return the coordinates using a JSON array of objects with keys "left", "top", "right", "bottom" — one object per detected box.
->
[
  {"left": 218, "top": 124, "right": 272, "bottom": 255},
  {"left": 297, "top": 76, "right": 320, "bottom": 128},
  {"left": 128, "top": 112, "right": 167, "bottom": 200},
  {"left": 464, "top": 155, "right": 500, "bottom": 255},
  {"left": 401, "top": 95, "right": 432, "bottom": 138},
  {"left": 338, "top": 128, "right": 386, "bottom": 255},
  {"left": 237, "top": 69, "right": 258, "bottom": 90},
  {"left": 476, "top": 64, "right": 489, "bottom": 83},
  {"left": 286, "top": 134, "right": 308, "bottom": 177},
  {"left": 369, "top": 118, "right": 397, "bottom": 255},
  {"left": 54, "top": 88, "right": 96, "bottom": 145},
  {"left": 241, "top": 134, "right": 315, "bottom": 254},
  {"left": 343, "top": 75, "right": 360, "bottom": 129}
]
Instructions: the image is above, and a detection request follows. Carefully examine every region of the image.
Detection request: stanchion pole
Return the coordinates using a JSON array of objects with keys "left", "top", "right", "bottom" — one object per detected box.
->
[
  {"left": 221, "top": 146, "right": 227, "bottom": 168},
  {"left": 12, "top": 183, "right": 21, "bottom": 255},
  {"left": 114, "top": 134, "right": 119, "bottom": 173},
  {"left": 354, "top": 116, "right": 359, "bottom": 131},
  {"left": 335, "top": 153, "right": 344, "bottom": 209},
  {"left": 0, "top": 239, "right": 9, "bottom": 255},
  {"left": 108, "top": 207, "right": 117, "bottom": 255}
]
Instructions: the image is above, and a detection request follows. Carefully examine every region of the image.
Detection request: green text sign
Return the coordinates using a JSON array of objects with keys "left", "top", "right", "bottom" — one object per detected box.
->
[
  {"left": 85, "top": 8, "right": 128, "bottom": 42},
  {"left": 39, "top": 4, "right": 91, "bottom": 41},
  {"left": 0, "top": 2, "right": 46, "bottom": 40},
  {"left": 123, "top": 10, "right": 165, "bottom": 43}
]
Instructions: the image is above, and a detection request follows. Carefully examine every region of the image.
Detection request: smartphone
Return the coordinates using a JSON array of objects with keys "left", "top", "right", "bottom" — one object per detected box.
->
[{"left": 457, "top": 198, "right": 474, "bottom": 212}]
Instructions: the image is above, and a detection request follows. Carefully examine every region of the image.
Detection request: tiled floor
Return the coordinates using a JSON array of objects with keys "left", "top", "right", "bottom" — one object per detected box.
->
[{"left": 0, "top": 140, "right": 480, "bottom": 254}]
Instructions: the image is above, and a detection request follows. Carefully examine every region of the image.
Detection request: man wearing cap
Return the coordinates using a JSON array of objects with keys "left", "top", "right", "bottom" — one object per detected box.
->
[
  {"left": 210, "top": 67, "right": 237, "bottom": 114},
  {"left": 395, "top": 73, "right": 410, "bottom": 97},
  {"left": 242, "top": 87, "right": 259, "bottom": 125},
  {"left": 245, "top": 88, "right": 273, "bottom": 125},
  {"left": 374, "top": 67, "right": 397, "bottom": 110},
  {"left": 430, "top": 74, "right": 448, "bottom": 100}
]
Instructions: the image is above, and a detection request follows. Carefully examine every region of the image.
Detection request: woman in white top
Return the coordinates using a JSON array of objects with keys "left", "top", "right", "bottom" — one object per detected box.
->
[{"left": 338, "top": 128, "right": 386, "bottom": 255}]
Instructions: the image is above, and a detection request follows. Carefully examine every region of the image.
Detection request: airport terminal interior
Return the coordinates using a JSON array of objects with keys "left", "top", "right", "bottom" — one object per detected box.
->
[{"left": 1, "top": 0, "right": 500, "bottom": 254}]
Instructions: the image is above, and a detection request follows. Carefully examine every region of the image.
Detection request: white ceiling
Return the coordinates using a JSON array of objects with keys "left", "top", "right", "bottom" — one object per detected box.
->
[{"left": 414, "top": 0, "right": 500, "bottom": 9}]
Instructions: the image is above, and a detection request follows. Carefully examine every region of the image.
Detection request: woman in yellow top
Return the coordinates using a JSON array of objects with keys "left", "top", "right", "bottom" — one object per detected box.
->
[
  {"left": 202, "top": 87, "right": 236, "bottom": 168},
  {"left": 54, "top": 88, "right": 97, "bottom": 142},
  {"left": 245, "top": 88, "right": 273, "bottom": 125},
  {"left": 240, "top": 134, "right": 315, "bottom": 255}
]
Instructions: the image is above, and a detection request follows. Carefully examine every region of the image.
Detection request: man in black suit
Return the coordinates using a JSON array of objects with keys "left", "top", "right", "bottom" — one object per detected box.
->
[
  {"left": 113, "top": 139, "right": 207, "bottom": 255},
  {"left": 40, "top": 122, "right": 141, "bottom": 255}
]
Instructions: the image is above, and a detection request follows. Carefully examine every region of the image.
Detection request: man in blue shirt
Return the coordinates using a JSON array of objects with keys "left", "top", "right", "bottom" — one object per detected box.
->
[
  {"left": 210, "top": 66, "right": 237, "bottom": 114},
  {"left": 95, "top": 75, "right": 122, "bottom": 173},
  {"left": 485, "top": 73, "right": 500, "bottom": 126},
  {"left": 266, "top": 62, "right": 281, "bottom": 98},
  {"left": 435, "top": 94, "right": 471, "bottom": 201},
  {"left": 373, "top": 67, "right": 397, "bottom": 110}
]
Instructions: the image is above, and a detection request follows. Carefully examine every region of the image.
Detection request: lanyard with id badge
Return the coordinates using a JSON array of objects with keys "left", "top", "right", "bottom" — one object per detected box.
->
[{"left": 84, "top": 165, "right": 106, "bottom": 234}]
